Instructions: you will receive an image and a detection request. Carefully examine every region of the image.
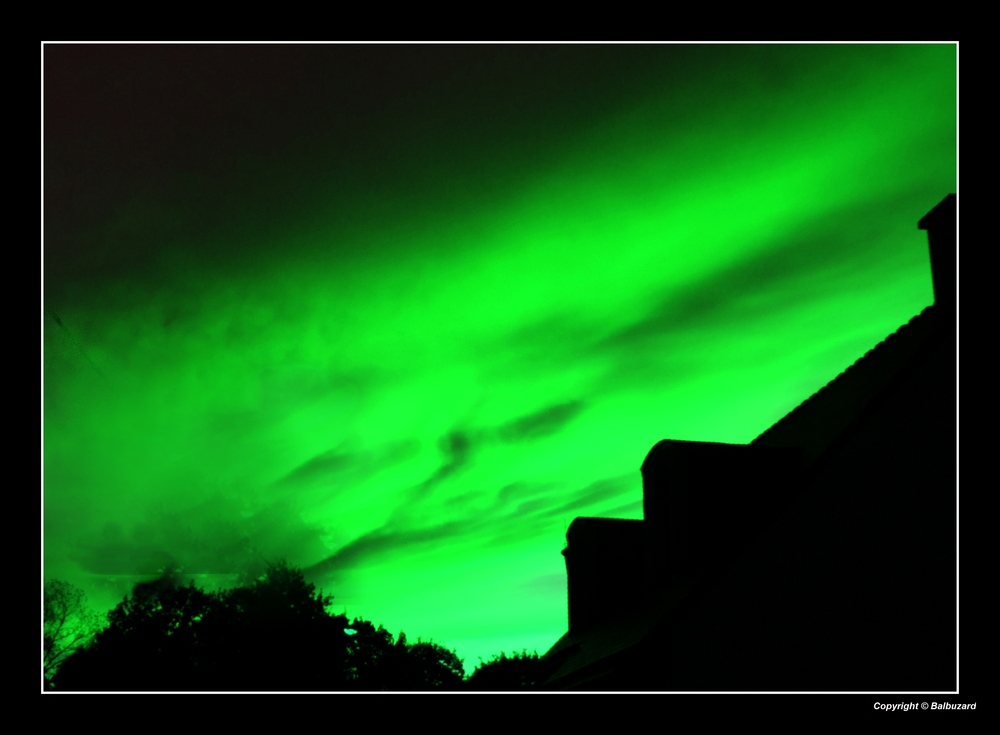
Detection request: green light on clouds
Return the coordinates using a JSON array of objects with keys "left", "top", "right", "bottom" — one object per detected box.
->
[{"left": 44, "top": 44, "right": 954, "bottom": 673}]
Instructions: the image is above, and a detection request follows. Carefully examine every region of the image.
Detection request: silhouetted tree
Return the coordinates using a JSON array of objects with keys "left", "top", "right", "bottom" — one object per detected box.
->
[
  {"left": 343, "top": 620, "right": 464, "bottom": 690},
  {"left": 343, "top": 618, "right": 401, "bottom": 689},
  {"left": 54, "top": 579, "right": 222, "bottom": 690},
  {"left": 213, "top": 561, "right": 349, "bottom": 690},
  {"left": 404, "top": 638, "right": 465, "bottom": 690},
  {"left": 465, "top": 650, "right": 541, "bottom": 691},
  {"left": 43, "top": 579, "right": 103, "bottom": 687},
  {"left": 53, "top": 561, "right": 349, "bottom": 691},
  {"left": 51, "top": 561, "right": 464, "bottom": 691}
]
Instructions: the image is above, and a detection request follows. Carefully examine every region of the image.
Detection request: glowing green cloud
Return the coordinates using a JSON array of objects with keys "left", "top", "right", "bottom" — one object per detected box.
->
[{"left": 44, "top": 44, "right": 955, "bottom": 673}]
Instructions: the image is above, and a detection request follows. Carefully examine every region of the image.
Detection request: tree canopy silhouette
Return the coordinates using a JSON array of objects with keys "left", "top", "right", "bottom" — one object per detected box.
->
[
  {"left": 51, "top": 561, "right": 465, "bottom": 691},
  {"left": 341, "top": 619, "right": 464, "bottom": 690},
  {"left": 465, "top": 650, "right": 542, "bottom": 691}
]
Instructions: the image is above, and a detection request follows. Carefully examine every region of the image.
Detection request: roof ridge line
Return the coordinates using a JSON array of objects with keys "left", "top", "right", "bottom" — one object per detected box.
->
[{"left": 751, "top": 303, "right": 936, "bottom": 446}]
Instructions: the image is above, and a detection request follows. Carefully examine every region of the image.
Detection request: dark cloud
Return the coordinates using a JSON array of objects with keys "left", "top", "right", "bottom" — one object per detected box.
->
[
  {"left": 305, "top": 520, "right": 469, "bottom": 579},
  {"left": 496, "top": 401, "right": 586, "bottom": 443},
  {"left": 441, "top": 430, "right": 471, "bottom": 466},
  {"left": 599, "top": 499, "right": 645, "bottom": 518},
  {"left": 66, "top": 491, "right": 331, "bottom": 584},
  {"left": 583, "top": 189, "right": 942, "bottom": 397},
  {"left": 495, "top": 475, "right": 637, "bottom": 525},
  {"left": 413, "top": 404, "right": 587, "bottom": 499},
  {"left": 408, "top": 430, "right": 476, "bottom": 499},
  {"left": 466, "top": 473, "right": 641, "bottom": 550},
  {"left": 602, "top": 190, "right": 931, "bottom": 354},
  {"left": 306, "top": 470, "right": 639, "bottom": 583},
  {"left": 278, "top": 448, "right": 360, "bottom": 485},
  {"left": 544, "top": 474, "right": 639, "bottom": 519},
  {"left": 70, "top": 543, "right": 178, "bottom": 577},
  {"left": 496, "top": 481, "right": 558, "bottom": 509},
  {"left": 519, "top": 476, "right": 638, "bottom": 546},
  {"left": 298, "top": 424, "right": 627, "bottom": 584},
  {"left": 481, "top": 311, "right": 609, "bottom": 376},
  {"left": 276, "top": 439, "right": 419, "bottom": 490}
]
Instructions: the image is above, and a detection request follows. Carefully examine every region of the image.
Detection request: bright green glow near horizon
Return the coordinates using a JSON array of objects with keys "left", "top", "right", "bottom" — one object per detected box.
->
[{"left": 44, "top": 45, "right": 954, "bottom": 674}]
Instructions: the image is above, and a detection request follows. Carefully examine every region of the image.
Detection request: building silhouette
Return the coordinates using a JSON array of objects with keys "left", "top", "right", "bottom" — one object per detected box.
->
[{"left": 540, "top": 194, "right": 957, "bottom": 691}]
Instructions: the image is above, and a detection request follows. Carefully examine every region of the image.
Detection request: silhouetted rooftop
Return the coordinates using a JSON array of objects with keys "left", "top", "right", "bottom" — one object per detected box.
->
[{"left": 541, "top": 194, "right": 956, "bottom": 690}]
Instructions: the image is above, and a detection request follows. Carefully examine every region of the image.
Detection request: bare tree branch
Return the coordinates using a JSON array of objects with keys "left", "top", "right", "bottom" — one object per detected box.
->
[{"left": 44, "top": 580, "right": 103, "bottom": 681}]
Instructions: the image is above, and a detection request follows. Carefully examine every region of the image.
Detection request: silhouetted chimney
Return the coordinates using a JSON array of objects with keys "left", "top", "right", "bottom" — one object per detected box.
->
[
  {"left": 640, "top": 440, "right": 800, "bottom": 593},
  {"left": 918, "top": 193, "right": 956, "bottom": 313},
  {"left": 562, "top": 517, "right": 645, "bottom": 635}
]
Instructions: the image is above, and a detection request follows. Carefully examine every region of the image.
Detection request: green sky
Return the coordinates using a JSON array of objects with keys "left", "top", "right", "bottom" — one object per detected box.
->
[{"left": 43, "top": 43, "right": 956, "bottom": 673}]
